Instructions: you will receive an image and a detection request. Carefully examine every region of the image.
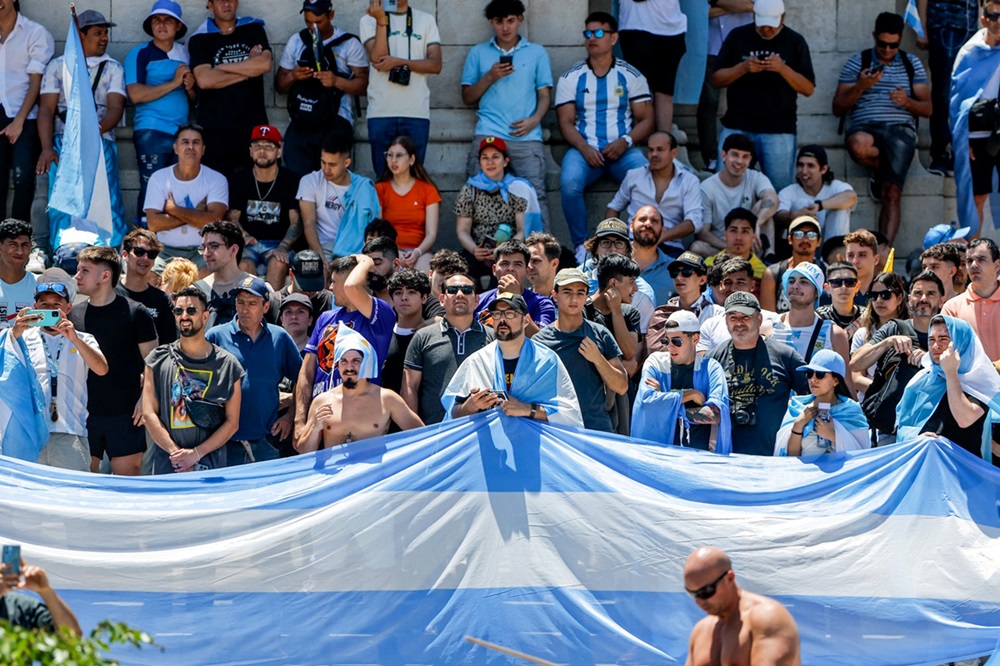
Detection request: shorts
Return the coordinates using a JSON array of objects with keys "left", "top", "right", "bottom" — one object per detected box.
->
[
  {"left": 969, "top": 137, "right": 1000, "bottom": 195},
  {"left": 37, "top": 433, "right": 90, "bottom": 471},
  {"left": 153, "top": 245, "right": 206, "bottom": 274},
  {"left": 847, "top": 122, "right": 916, "bottom": 189},
  {"left": 242, "top": 240, "right": 288, "bottom": 269},
  {"left": 619, "top": 30, "right": 687, "bottom": 96},
  {"left": 87, "top": 414, "right": 147, "bottom": 459}
]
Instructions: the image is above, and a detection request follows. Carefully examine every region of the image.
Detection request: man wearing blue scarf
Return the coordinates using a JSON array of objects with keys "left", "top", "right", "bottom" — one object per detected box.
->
[
  {"left": 188, "top": 0, "right": 271, "bottom": 174},
  {"left": 632, "top": 311, "right": 730, "bottom": 452},
  {"left": 950, "top": 2, "right": 1000, "bottom": 234}
]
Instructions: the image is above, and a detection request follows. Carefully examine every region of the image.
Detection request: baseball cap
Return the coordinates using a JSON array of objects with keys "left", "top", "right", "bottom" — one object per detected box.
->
[
  {"left": 789, "top": 215, "right": 821, "bottom": 234},
  {"left": 797, "top": 348, "right": 846, "bottom": 379},
  {"left": 300, "top": 0, "right": 333, "bottom": 14},
  {"left": 235, "top": 275, "right": 269, "bottom": 300},
  {"left": 77, "top": 9, "right": 116, "bottom": 30},
  {"left": 797, "top": 144, "right": 828, "bottom": 168},
  {"left": 754, "top": 0, "right": 784, "bottom": 27},
  {"left": 923, "top": 223, "right": 970, "bottom": 250},
  {"left": 725, "top": 291, "right": 761, "bottom": 316},
  {"left": 291, "top": 250, "right": 326, "bottom": 292},
  {"left": 594, "top": 217, "right": 630, "bottom": 240},
  {"left": 553, "top": 268, "right": 590, "bottom": 288},
  {"left": 479, "top": 136, "right": 509, "bottom": 156},
  {"left": 251, "top": 125, "right": 282, "bottom": 146},
  {"left": 35, "top": 268, "right": 77, "bottom": 302},
  {"left": 488, "top": 292, "right": 528, "bottom": 314},
  {"left": 668, "top": 251, "right": 707, "bottom": 274},
  {"left": 279, "top": 291, "right": 314, "bottom": 314},
  {"left": 783, "top": 261, "right": 825, "bottom": 296},
  {"left": 143, "top": 0, "right": 187, "bottom": 39},
  {"left": 666, "top": 310, "right": 701, "bottom": 333}
]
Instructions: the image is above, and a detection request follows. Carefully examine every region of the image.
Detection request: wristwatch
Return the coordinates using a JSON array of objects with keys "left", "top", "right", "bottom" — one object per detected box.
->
[
  {"left": 814, "top": 199, "right": 824, "bottom": 211},
  {"left": 529, "top": 403, "right": 539, "bottom": 418},
  {"left": 622, "top": 134, "right": 634, "bottom": 147}
]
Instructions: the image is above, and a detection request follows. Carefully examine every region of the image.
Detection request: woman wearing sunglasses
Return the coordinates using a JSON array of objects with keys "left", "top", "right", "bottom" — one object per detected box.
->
[
  {"left": 774, "top": 349, "right": 869, "bottom": 456},
  {"left": 850, "top": 272, "right": 908, "bottom": 397}
]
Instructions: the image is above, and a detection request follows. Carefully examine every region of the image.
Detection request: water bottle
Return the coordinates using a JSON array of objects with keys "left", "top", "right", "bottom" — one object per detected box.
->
[
  {"left": 817, "top": 402, "right": 832, "bottom": 452},
  {"left": 492, "top": 223, "right": 513, "bottom": 243}
]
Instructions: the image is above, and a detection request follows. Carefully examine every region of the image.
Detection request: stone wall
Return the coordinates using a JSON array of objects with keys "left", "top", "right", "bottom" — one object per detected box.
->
[{"left": 24, "top": 0, "right": 987, "bottom": 257}]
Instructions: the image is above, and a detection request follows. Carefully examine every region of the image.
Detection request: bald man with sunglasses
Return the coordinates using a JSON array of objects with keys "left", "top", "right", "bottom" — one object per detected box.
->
[{"left": 684, "top": 546, "right": 801, "bottom": 666}]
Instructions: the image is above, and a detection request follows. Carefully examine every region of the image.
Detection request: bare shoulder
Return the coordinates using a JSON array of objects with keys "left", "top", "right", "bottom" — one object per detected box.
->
[
  {"left": 690, "top": 613, "right": 718, "bottom": 639},
  {"left": 380, "top": 387, "right": 406, "bottom": 406},
  {"left": 745, "top": 592, "right": 800, "bottom": 665}
]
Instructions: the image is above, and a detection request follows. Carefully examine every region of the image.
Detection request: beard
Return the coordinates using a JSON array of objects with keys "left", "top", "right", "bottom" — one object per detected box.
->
[
  {"left": 633, "top": 230, "right": 659, "bottom": 248},
  {"left": 495, "top": 326, "right": 522, "bottom": 342},
  {"left": 178, "top": 322, "right": 203, "bottom": 338},
  {"left": 342, "top": 377, "right": 358, "bottom": 389},
  {"left": 254, "top": 156, "right": 278, "bottom": 169}
]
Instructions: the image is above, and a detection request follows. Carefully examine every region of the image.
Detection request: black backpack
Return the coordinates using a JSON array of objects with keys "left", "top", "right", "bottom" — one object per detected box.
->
[
  {"left": 287, "top": 29, "right": 358, "bottom": 131},
  {"left": 861, "top": 319, "right": 921, "bottom": 437}
]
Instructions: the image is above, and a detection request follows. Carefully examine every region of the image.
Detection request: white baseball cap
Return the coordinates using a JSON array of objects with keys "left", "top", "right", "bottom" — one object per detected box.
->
[
  {"left": 754, "top": 0, "right": 785, "bottom": 28},
  {"left": 666, "top": 310, "right": 701, "bottom": 334}
]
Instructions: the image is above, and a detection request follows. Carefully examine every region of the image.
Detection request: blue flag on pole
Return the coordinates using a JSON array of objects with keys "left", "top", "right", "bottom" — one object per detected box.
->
[
  {"left": 905, "top": 0, "right": 925, "bottom": 39},
  {"left": 0, "top": 330, "right": 49, "bottom": 462},
  {"left": 46, "top": 11, "right": 114, "bottom": 246}
]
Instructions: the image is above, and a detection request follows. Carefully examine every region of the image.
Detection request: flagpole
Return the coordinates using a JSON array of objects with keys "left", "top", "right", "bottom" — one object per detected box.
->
[
  {"left": 70, "top": 3, "right": 79, "bottom": 30},
  {"left": 465, "top": 636, "right": 559, "bottom": 666}
]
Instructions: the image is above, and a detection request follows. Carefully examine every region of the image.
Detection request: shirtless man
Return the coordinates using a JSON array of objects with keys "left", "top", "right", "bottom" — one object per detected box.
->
[
  {"left": 684, "top": 547, "right": 800, "bottom": 666},
  {"left": 296, "top": 330, "right": 423, "bottom": 450}
]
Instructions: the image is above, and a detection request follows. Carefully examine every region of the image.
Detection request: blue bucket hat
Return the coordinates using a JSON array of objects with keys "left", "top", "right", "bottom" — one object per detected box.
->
[{"left": 143, "top": 0, "right": 187, "bottom": 39}]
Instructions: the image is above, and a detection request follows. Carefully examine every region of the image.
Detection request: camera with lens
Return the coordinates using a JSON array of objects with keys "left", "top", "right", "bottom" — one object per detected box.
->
[
  {"left": 732, "top": 407, "right": 757, "bottom": 427},
  {"left": 388, "top": 64, "right": 411, "bottom": 86}
]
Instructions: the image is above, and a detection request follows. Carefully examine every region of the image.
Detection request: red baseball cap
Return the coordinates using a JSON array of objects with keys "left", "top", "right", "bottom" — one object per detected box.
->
[
  {"left": 250, "top": 125, "right": 282, "bottom": 145},
  {"left": 478, "top": 136, "right": 508, "bottom": 156}
]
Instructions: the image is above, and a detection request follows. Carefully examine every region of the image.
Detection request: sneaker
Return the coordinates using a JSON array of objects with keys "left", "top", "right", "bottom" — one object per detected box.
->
[
  {"left": 927, "top": 156, "right": 953, "bottom": 177},
  {"left": 574, "top": 243, "right": 588, "bottom": 266},
  {"left": 868, "top": 176, "right": 882, "bottom": 203},
  {"left": 26, "top": 247, "right": 48, "bottom": 274},
  {"left": 706, "top": 158, "right": 718, "bottom": 172}
]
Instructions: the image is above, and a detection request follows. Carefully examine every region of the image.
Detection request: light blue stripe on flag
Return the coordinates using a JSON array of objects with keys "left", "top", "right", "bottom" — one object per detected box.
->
[
  {"left": 46, "top": 11, "right": 114, "bottom": 245},
  {"left": 905, "top": 0, "right": 925, "bottom": 39}
]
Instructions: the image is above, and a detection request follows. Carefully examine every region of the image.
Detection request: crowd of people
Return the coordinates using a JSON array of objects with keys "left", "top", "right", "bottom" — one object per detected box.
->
[{"left": 0, "top": 0, "right": 997, "bottom": 477}]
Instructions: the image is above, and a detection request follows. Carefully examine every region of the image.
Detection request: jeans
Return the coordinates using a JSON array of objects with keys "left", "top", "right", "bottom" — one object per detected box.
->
[
  {"left": 367, "top": 116, "right": 429, "bottom": 178},
  {"left": 928, "top": 25, "right": 974, "bottom": 161},
  {"left": 225, "top": 437, "right": 280, "bottom": 467},
  {"left": 697, "top": 55, "right": 720, "bottom": 165},
  {"left": 717, "top": 126, "right": 796, "bottom": 192},
  {"left": 283, "top": 117, "right": 354, "bottom": 178},
  {"left": 560, "top": 146, "right": 648, "bottom": 247},
  {"left": 133, "top": 129, "right": 176, "bottom": 226},
  {"left": 0, "top": 113, "right": 39, "bottom": 225}
]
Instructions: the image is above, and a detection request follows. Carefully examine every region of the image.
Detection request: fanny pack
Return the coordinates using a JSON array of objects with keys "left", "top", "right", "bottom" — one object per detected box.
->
[{"left": 168, "top": 344, "right": 226, "bottom": 431}]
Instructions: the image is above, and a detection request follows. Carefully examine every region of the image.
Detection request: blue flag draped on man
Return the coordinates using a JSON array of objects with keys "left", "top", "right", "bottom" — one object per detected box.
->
[
  {"left": 46, "top": 9, "right": 121, "bottom": 247},
  {"left": 0, "top": 330, "right": 50, "bottom": 462}
]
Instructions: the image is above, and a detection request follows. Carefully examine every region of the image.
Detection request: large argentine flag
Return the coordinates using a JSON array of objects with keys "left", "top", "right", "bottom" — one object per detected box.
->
[
  {"left": 46, "top": 12, "right": 114, "bottom": 246},
  {"left": 1, "top": 412, "right": 997, "bottom": 665},
  {"left": 0, "top": 330, "right": 49, "bottom": 461}
]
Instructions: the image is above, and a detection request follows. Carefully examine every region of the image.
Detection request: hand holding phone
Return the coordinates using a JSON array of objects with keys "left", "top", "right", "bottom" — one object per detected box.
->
[
  {"left": 499, "top": 55, "right": 513, "bottom": 66},
  {"left": 2, "top": 544, "right": 21, "bottom": 576},
  {"left": 24, "top": 309, "right": 60, "bottom": 328}
]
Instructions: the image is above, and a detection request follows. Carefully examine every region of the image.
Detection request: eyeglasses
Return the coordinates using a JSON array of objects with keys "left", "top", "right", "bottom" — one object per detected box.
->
[
  {"left": 384, "top": 151, "right": 409, "bottom": 160},
  {"left": 870, "top": 289, "right": 898, "bottom": 301},
  {"left": 986, "top": 11, "right": 1000, "bottom": 21},
  {"left": 598, "top": 239, "right": 628, "bottom": 250},
  {"left": 128, "top": 245, "right": 161, "bottom": 260},
  {"left": 669, "top": 267, "right": 698, "bottom": 278},
  {"left": 250, "top": 142, "right": 277, "bottom": 152},
  {"left": 805, "top": 370, "right": 829, "bottom": 380},
  {"left": 876, "top": 38, "right": 901, "bottom": 49},
  {"left": 828, "top": 277, "right": 858, "bottom": 288},
  {"left": 686, "top": 570, "right": 730, "bottom": 600},
  {"left": 172, "top": 306, "right": 200, "bottom": 316},
  {"left": 667, "top": 336, "right": 688, "bottom": 348},
  {"left": 583, "top": 29, "right": 609, "bottom": 39},
  {"left": 492, "top": 309, "right": 523, "bottom": 320},
  {"left": 445, "top": 285, "right": 475, "bottom": 295},
  {"left": 34, "top": 282, "right": 69, "bottom": 297},
  {"left": 198, "top": 242, "right": 225, "bottom": 255},
  {"left": 791, "top": 230, "right": 820, "bottom": 240}
]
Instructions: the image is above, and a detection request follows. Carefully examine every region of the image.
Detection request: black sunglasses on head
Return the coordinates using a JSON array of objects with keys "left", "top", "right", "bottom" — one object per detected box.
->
[{"left": 686, "top": 570, "right": 730, "bottom": 600}]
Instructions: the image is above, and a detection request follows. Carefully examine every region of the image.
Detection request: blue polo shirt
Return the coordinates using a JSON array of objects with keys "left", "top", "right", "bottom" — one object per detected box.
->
[
  {"left": 641, "top": 248, "right": 676, "bottom": 307},
  {"left": 461, "top": 36, "right": 553, "bottom": 142},
  {"left": 207, "top": 320, "right": 302, "bottom": 440},
  {"left": 473, "top": 288, "right": 556, "bottom": 327}
]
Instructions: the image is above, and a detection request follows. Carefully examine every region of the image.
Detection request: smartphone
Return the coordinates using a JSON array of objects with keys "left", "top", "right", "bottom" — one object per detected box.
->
[
  {"left": 499, "top": 55, "right": 513, "bottom": 66},
  {"left": 383, "top": 0, "right": 399, "bottom": 11},
  {"left": 296, "top": 58, "right": 312, "bottom": 69},
  {"left": 492, "top": 391, "right": 508, "bottom": 401},
  {"left": 869, "top": 63, "right": 885, "bottom": 74},
  {"left": 24, "top": 309, "right": 60, "bottom": 327},
  {"left": 2, "top": 545, "right": 21, "bottom": 575}
]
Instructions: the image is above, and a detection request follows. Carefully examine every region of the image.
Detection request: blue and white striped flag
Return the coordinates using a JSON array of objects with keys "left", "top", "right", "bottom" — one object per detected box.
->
[
  {"left": 0, "top": 330, "right": 49, "bottom": 462},
  {"left": 46, "top": 11, "right": 114, "bottom": 246},
  {"left": 1, "top": 414, "right": 997, "bottom": 664},
  {"left": 905, "top": 0, "right": 926, "bottom": 39}
]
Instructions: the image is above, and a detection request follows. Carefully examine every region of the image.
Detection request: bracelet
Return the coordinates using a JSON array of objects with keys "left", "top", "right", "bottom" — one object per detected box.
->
[
  {"left": 791, "top": 430, "right": 803, "bottom": 436},
  {"left": 529, "top": 403, "right": 539, "bottom": 418},
  {"left": 378, "top": 21, "right": 389, "bottom": 27},
  {"left": 193, "top": 445, "right": 202, "bottom": 460}
]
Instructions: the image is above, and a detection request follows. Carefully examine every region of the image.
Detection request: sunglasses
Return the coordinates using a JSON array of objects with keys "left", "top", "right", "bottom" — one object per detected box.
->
[
  {"left": 876, "top": 38, "right": 901, "bottom": 49},
  {"left": 686, "top": 570, "right": 730, "bottom": 600},
  {"left": 828, "top": 277, "right": 858, "bottom": 289},
  {"left": 128, "top": 246, "right": 161, "bottom": 260},
  {"left": 583, "top": 29, "right": 609, "bottom": 39},
  {"left": 172, "top": 306, "right": 200, "bottom": 316},
  {"left": 791, "top": 230, "right": 819, "bottom": 240},
  {"left": 870, "top": 289, "right": 898, "bottom": 301},
  {"left": 669, "top": 267, "right": 698, "bottom": 278},
  {"left": 667, "top": 336, "right": 688, "bottom": 348},
  {"left": 805, "top": 370, "right": 829, "bottom": 380},
  {"left": 34, "top": 282, "right": 69, "bottom": 298},
  {"left": 445, "top": 285, "right": 475, "bottom": 295},
  {"left": 985, "top": 10, "right": 1000, "bottom": 21}
]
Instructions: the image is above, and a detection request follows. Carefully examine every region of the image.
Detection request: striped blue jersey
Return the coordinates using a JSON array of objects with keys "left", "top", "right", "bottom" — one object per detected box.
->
[{"left": 555, "top": 58, "right": 651, "bottom": 150}]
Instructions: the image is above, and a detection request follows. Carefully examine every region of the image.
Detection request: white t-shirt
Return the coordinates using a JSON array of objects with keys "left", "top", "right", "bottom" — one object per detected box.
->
[
  {"left": 23, "top": 328, "right": 100, "bottom": 436},
  {"left": 278, "top": 28, "right": 369, "bottom": 123},
  {"left": 359, "top": 9, "right": 440, "bottom": 120},
  {"left": 777, "top": 180, "right": 856, "bottom": 231},
  {"left": 784, "top": 316, "right": 835, "bottom": 361},
  {"left": 700, "top": 170, "right": 775, "bottom": 238},
  {"left": 619, "top": 0, "right": 686, "bottom": 36},
  {"left": 296, "top": 170, "right": 350, "bottom": 246},
  {"left": 696, "top": 309, "right": 788, "bottom": 354},
  {"left": 0, "top": 272, "right": 37, "bottom": 329},
  {"left": 144, "top": 164, "right": 229, "bottom": 248}
]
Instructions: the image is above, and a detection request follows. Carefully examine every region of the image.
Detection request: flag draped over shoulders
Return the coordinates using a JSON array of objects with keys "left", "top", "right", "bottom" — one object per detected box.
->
[
  {"left": 0, "top": 330, "right": 50, "bottom": 462},
  {"left": 774, "top": 394, "right": 870, "bottom": 456}
]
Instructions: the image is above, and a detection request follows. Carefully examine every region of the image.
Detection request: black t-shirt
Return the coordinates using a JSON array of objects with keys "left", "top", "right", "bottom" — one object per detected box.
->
[
  {"left": 188, "top": 23, "right": 270, "bottom": 128},
  {"left": 70, "top": 295, "right": 158, "bottom": 416},
  {"left": 382, "top": 329, "right": 414, "bottom": 394},
  {"left": 921, "top": 393, "right": 989, "bottom": 457},
  {"left": 228, "top": 167, "right": 300, "bottom": 242},
  {"left": 0, "top": 592, "right": 53, "bottom": 630},
  {"left": 503, "top": 357, "right": 518, "bottom": 392},
  {"left": 116, "top": 284, "right": 176, "bottom": 344},
  {"left": 277, "top": 286, "right": 333, "bottom": 331},
  {"left": 423, "top": 297, "right": 445, "bottom": 321},
  {"left": 716, "top": 24, "right": 815, "bottom": 134},
  {"left": 669, "top": 362, "right": 712, "bottom": 451}
]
